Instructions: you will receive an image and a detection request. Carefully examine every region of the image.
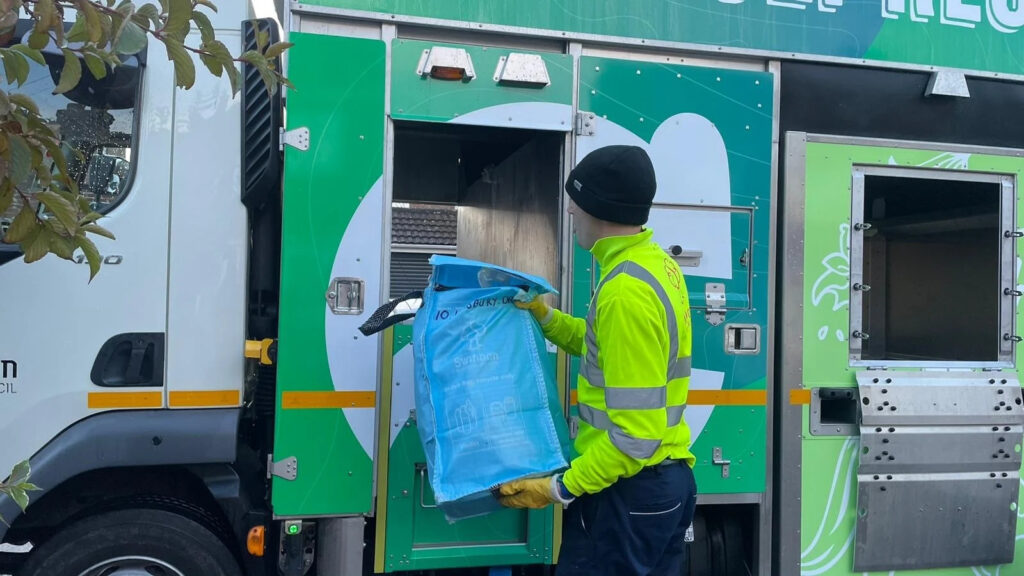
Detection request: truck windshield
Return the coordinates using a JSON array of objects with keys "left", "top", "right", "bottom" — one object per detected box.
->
[{"left": 0, "top": 22, "right": 141, "bottom": 238}]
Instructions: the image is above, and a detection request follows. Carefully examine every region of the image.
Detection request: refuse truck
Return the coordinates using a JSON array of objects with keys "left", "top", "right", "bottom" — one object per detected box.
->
[{"left": 2, "top": 0, "right": 1024, "bottom": 575}]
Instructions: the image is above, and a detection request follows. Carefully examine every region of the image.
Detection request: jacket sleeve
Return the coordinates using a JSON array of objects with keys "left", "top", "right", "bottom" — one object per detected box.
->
[
  {"left": 540, "top": 308, "right": 586, "bottom": 357},
  {"left": 561, "top": 279, "right": 669, "bottom": 496}
]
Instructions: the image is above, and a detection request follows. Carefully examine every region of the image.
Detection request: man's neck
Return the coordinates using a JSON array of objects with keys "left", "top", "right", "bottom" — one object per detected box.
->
[{"left": 595, "top": 223, "right": 643, "bottom": 242}]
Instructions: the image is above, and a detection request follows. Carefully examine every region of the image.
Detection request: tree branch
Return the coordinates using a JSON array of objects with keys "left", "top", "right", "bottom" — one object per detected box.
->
[
  {"left": 13, "top": 186, "right": 44, "bottom": 224},
  {"left": 22, "top": 0, "right": 275, "bottom": 67}
]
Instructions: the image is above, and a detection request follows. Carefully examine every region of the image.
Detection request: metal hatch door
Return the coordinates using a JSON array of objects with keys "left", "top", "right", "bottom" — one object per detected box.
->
[{"left": 854, "top": 371, "right": 1024, "bottom": 572}]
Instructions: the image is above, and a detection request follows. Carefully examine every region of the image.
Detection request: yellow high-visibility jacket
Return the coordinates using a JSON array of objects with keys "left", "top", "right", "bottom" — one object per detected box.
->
[{"left": 542, "top": 228, "right": 695, "bottom": 496}]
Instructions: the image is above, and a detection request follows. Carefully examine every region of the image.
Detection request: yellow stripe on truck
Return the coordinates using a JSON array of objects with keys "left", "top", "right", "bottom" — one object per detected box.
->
[
  {"left": 569, "top": 389, "right": 767, "bottom": 406},
  {"left": 282, "top": 391, "right": 376, "bottom": 409},
  {"left": 88, "top": 391, "right": 163, "bottom": 409},
  {"left": 169, "top": 390, "right": 241, "bottom": 408}
]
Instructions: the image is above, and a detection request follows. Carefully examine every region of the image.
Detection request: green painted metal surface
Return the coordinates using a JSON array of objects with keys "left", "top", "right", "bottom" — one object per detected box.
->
[
  {"left": 382, "top": 328, "right": 555, "bottom": 572},
  {"left": 273, "top": 32, "right": 385, "bottom": 516},
  {"left": 797, "top": 141, "right": 1024, "bottom": 575},
  {"left": 306, "top": 0, "right": 1024, "bottom": 76},
  {"left": 576, "top": 57, "right": 773, "bottom": 494},
  {"left": 390, "top": 39, "right": 573, "bottom": 129}
]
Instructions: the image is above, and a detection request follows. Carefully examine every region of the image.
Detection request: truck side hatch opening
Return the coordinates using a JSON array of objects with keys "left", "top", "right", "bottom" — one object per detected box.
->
[
  {"left": 850, "top": 168, "right": 1015, "bottom": 365},
  {"left": 390, "top": 121, "right": 563, "bottom": 300}
]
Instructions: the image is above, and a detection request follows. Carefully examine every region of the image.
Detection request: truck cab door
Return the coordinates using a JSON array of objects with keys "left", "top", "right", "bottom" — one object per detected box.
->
[{"left": 0, "top": 47, "right": 169, "bottom": 479}]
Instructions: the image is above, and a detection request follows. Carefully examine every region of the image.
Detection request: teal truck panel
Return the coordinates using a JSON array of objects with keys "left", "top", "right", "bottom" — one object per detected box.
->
[{"left": 575, "top": 57, "right": 774, "bottom": 494}]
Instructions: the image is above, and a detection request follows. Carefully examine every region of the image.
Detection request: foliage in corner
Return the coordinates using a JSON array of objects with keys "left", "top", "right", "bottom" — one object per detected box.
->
[
  {"left": 0, "top": 0, "right": 291, "bottom": 280},
  {"left": 0, "top": 460, "right": 38, "bottom": 525}
]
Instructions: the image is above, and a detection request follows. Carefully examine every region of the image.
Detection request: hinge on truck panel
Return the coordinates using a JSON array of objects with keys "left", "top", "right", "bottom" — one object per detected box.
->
[
  {"left": 268, "top": 454, "right": 298, "bottom": 481},
  {"left": 280, "top": 127, "right": 310, "bottom": 151},
  {"left": 575, "top": 111, "right": 596, "bottom": 136},
  {"left": 712, "top": 447, "right": 731, "bottom": 479}
]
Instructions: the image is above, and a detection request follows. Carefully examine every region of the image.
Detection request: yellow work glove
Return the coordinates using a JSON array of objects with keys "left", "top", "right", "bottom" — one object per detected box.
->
[
  {"left": 514, "top": 296, "right": 553, "bottom": 326},
  {"left": 498, "top": 475, "right": 574, "bottom": 509}
]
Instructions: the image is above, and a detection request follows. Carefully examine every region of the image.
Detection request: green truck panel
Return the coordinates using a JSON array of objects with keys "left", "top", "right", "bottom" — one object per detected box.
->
[
  {"left": 798, "top": 140, "right": 1024, "bottom": 575},
  {"left": 305, "top": 0, "right": 1024, "bottom": 76},
  {"left": 390, "top": 39, "right": 573, "bottom": 130},
  {"left": 274, "top": 32, "right": 386, "bottom": 516}
]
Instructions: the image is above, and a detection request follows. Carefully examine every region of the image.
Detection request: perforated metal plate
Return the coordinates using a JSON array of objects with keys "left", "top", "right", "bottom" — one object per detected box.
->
[{"left": 854, "top": 372, "right": 1024, "bottom": 572}]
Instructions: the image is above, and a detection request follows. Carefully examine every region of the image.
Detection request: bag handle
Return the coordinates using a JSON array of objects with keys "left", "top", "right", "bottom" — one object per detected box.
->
[{"left": 358, "top": 291, "right": 423, "bottom": 336}]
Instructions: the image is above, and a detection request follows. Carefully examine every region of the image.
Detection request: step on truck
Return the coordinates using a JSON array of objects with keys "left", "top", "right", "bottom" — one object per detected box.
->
[{"left": 2, "top": 0, "right": 1024, "bottom": 575}]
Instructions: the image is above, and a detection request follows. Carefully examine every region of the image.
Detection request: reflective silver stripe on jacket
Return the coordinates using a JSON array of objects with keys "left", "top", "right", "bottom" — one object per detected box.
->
[
  {"left": 581, "top": 262, "right": 690, "bottom": 389},
  {"left": 575, "top": 261, "right": 691, "bottom": 458},
  {"left": 578, "top": 403, "right": 665, "bottom": 459}
]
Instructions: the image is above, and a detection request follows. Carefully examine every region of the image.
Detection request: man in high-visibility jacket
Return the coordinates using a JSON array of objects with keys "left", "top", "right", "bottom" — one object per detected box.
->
[{"left": 499, "top": 145, "right": 697, "bottom": 575}]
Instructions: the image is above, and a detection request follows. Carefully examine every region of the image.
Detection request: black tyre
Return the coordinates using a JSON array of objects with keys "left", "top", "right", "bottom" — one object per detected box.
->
[{"left": 16, "top": 508, "right": 241, "bottom": 576}]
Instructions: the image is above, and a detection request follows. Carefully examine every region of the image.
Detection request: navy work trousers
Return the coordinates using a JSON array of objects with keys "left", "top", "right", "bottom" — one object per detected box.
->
[{"left": 556, "top": 460, "right": 697, "bottom": 576}]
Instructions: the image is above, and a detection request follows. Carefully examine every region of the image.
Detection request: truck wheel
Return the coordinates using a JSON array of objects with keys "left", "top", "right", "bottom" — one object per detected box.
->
[{"left": 16, "top": 508, "right": 241, "bottom": 576}]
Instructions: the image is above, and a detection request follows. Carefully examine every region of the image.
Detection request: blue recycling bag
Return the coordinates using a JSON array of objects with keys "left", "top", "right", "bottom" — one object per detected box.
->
[{"left": 412, "top": 255, "right": 571, "bottom": 521}]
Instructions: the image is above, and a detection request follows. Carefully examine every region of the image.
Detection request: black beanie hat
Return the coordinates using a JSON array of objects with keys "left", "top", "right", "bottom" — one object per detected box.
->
[{"left": 565, "top": 145, "right": 657, "bottom": 225}]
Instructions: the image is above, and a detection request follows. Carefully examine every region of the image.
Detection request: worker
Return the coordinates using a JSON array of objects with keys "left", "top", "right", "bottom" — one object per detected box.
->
[{"left": 499, "top": 145, "right": 697, "bottom": 575}]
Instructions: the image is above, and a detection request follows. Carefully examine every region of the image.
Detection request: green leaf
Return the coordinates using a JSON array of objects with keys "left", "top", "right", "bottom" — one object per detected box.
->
[
  {"left": 9, "top": 93, "right": 38, "bottom": 115},
  {"left": 27, "top": 31, "right": 49, "bottom": 50},
  {"left": 115, "top": 20, "right": 148, "bottom": 55},
  {"left": 116, "top": 1, "right": 137, "bottom": 16},
  {"left": 203, "top": 39, "right": 238, "bottom": 94},
  {"left": 137, "top": 3, "right": 160, "bottom": 27},
  {"left": 7, "top": 133, "right": 31, "bottom": 184},
  {"left": 34, "top": 164, "right": 51, "bottom": 188},
  {"left": 195, "top": 0, "right": 218, "bottom": 12},
  {"left": 33, "top": 0, "right": 55, "bottom": 35},
  {"left": 53, "top": 49, "right": 83, "bottom": 95},
  {"left": 40, "top": 139, "right": 68, "bottom": 180},
  {"left": 0, "top": 90, "right": 9, "bottom": 115},
  {"left": 4, "top": 203, "right": 38, "bottom": 244},
  {"left": 38, "top": 190, "right": 78, "bottom": 234},
  {"left": 82, "top": 223, "right": 115, "bottom": 240},
  {"left": 0, "top": 11, "right": 18, "bottom": 37},
  {"left": 264, "top": 41, "right": 292, "bottom": 61},
  {"left": 199, "top": 53, "right": 221, "bottom": 77},
  {"left": 80, "top": 211, "right": 102, "bottom": 225},
  {"left": 0, "top": 181, "right": 12, "bottom": 215},
  {"left": 191, "top": 10, "right": 214, "bottom": 43},
  {"left": 258, "top": 65, "right": 277, "bottom": 97},
  {"left": 50, "top": 234, "right": 75, "bottom": 259},
  {"left": 67, "top": 14, "right": 90, "bottom": 43},
  {"left": 8, "top": 486, "right": 28, "bottom": 512},
  {"left": 76, "top": 233, "right": 101, "bottom": 280},
  {"left": 163, "top": 0, "right": 192, "bottom": 43},
  {"left": 20, "top": 483, "right": 40, "bottom": 492},
  {"left": 84, "top": 51, "right": 107, "bottom": 80},
  {"left": 11, "top": 44, "right": 46, "bottom": 66},
  {"left": 2, "top": 51, "right": 28, "bottom": 86},
  {"left": 164, "top": 39, "right": 195, "bottom": 89},
  {"left": 224, "top": 61, "right": 239, "bottom": 95},
  {"left": 255, "top": 26, "right": 268, "bottom": 53},
  {"left": 7, "top": 461, "right": 29, "bottom": 485},
  {"left": 78, "top": 0, "right": 104, "bottom": 43}
]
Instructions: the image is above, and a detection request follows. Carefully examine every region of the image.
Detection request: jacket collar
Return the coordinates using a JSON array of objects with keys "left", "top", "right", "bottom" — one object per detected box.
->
[{"left": 590, "top": 228, "right": 653, "bottom": 269}]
